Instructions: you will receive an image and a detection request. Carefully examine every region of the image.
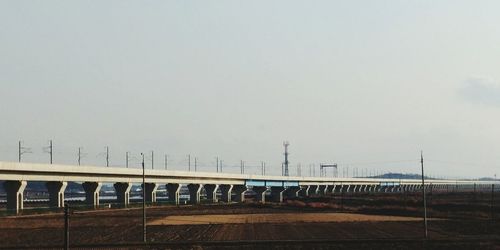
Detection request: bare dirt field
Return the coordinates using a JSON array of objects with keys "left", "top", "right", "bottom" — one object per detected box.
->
[
  {"left": 0, "top": 192, "right": 498, "bottom": 249},
  {"left": 149, "top": 212, "right": 425, "bottom": 225}
]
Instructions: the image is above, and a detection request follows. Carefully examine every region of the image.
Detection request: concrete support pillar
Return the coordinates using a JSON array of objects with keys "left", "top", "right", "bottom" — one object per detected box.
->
[
  {"left": 114, "top": 182, "right": 131, "bottom": 206},
  {"left": 318, "top": 185, "right": 327, "bottom": 195},
  {"left": 82, "top": 182, "right": 102, "bottom": 208},
  {"left": 270, "top": 187, "right": 286, "bottom": 202},
  {"left": 326, "top": 185, "right": 335, "bottom": 194},
  {"left": 253, "top": 186, "right": 268, "bottom": 203},
  {"left": 4, "top": 180, "right": 27, "bottom": 213},
  {"left": 313, "top": 185, "right": 320, "bottom": 195},
  {"left": 233, "top": 185, "right": 248, "bottom": 202},
  {"left": 141, "top": 183, "right": 158, "bottom": 203},
  {"left": 166, "top": 183, "right": 182, "bottom": 205},
  {"left": 346, "top": 185, "right": 352, "bottom": 193},
  {"left": 219, "top": 184, "right": 233, "bottom": 203},
  {"left": 204, "top": 184, "right": 219, "bottom": 202},
  {"left": 46, "top": 181, "right": 67, "bottom": 208},
  {"left": 298, "top": 185, "right": 310, "bottom": 197},
  {"left": 187, "top": 184, "right": 203, "bottom": 204},
  {"left": 284, "top": 186, "right": 301, "bottom": 199}
]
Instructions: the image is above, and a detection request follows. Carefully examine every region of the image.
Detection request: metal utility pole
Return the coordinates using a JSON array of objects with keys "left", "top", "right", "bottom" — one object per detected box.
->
[
  {"left": 106, "top": 146, "right": 109, "bottom": 167},
  {"left": 194, "top": 157, "right": 197, "bottom": 172},
  {"left": 43, "top": 140, "right": 54, "bottom": 164},
  {"left": 18, "top": 140, "right": 32, "bottom": 162},
  {"left": 78, "top": 147, "right": 82, "bottom": 166},
  {"left": 283, "top": 141, "right": 290, "bottom": 176},
  {"left": 151, "top": 151, "right": 154, "bottom": 169},
  {"left": 261, "top": 161, "right": 265, "bottom": 175},
  {"left": 216, "top": 157, "right": 219, "bottom": 173},
  {"left": 126, "top": 152, "right": 129, "bottom": 168},
  {"left": 64, "top": 204, "right": 69, "bottom": 250},
  {"left": 141, "top": 153, "right": 146, "bottom": 243},
  {"left": 164, "top": 154, "right": 168, "bottom": 170},
  {"left": 188, "top": 154, "right": 191, "bottom": 171},
  {"left": 240, "top": 160, "right": 244, "bottom": 174},
  {"left": 421, "top": 151, "right": 428, "bottom": 239},
  {"left": 49, "top": 140, "right": 53, "bottom": 164}
]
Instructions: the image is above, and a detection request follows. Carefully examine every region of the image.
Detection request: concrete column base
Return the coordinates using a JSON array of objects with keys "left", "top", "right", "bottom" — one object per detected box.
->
[
  {"left": 187, "top": 184, "right": 203, "bottom": 204},
  {"left": 253, "top": 186, "right": 268, "bottom": 203},
  {"left": 82, "top": 182, "right": 102, "bottom": 208},
  {"left": 326, "top": 185, "right": 335, "bottom": 195},
  {"left": 204, "top": 184, "right": 219, "bottom": 202},
  {"left": 270, "top": 187, "right": 286, "bottom": 203},
  {"left": 166, "top": 183, "right": 182, "bottom": 205},
  {"left": 233, "top": 185, "right": 247, "bottom": 202},
  {"left": 46, "top": 181, "right": 67, "bottom": 208},
  {"left": 141, "top": 183, "right": 158, "bottom": 203},
  {"left": 298, "top": 185, "right": 310, "bottom": 197},
  {"left": 317, "top": 185, "right": 327, "bottom": 195},
  {"left": 4, "top": 180, "right": 27, "bottom": 213},
  {"left": 284, "top": 186, "right": 301, "bottom": 199},
  {"left": 114, "top": 182, "right": 131, "bottom": 207},
  {"left": 219, "top": 184, "right": 233, "bottom": 203}
]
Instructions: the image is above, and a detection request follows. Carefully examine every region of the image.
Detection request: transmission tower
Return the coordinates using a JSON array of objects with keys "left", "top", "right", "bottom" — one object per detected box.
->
[{"left": 283, "top": 141, "right": 290, "bottom": 176}]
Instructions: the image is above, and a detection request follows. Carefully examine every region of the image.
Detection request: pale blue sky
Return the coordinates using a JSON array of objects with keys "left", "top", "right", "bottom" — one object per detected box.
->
[{"left": 1, "top": 1, "right": 499, "bottom": 178}]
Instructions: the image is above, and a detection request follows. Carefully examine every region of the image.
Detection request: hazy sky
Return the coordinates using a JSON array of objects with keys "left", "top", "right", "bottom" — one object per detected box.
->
[{"left": 1, "top": 1, "right": 499, "bottom": 178}]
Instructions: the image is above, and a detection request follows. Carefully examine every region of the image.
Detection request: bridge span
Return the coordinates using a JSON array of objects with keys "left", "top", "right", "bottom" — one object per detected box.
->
[{"left": 1, "top": 162, "right": 497, "bottom": 213}]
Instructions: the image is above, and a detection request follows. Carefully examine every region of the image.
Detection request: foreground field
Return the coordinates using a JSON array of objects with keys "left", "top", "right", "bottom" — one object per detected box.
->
[
  {"left": 0, "top": 192, "right": 498, "bottom": 249},
  {"left": 149, "top": 212, "right": 425, "bottom": 225}
]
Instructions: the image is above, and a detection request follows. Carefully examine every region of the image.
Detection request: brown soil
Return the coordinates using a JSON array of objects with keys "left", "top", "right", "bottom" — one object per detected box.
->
[
  {"left": 149, "top": 212, "right": 425, "bottom": 225},
  {"left": 0, "top": 192, "right": 498, "bottom": 249}
]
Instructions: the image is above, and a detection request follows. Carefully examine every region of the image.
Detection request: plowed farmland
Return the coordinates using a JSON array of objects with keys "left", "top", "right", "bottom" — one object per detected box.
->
[{"left": 0, "top": 192, "right": 498, "bottom": 249}]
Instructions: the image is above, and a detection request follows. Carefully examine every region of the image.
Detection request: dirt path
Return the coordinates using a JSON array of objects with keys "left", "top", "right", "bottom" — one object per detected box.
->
[{"left": 149, "top": 212, "right": 425, "bottom": 225}]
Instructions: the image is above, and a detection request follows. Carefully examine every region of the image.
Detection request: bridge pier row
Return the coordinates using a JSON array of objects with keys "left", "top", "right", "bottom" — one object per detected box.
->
[
  {"left": 82, "top": 182, "right": 102, "bottom": 208},
  {"left": 284, "top": 186, "right": 301, "bottom": 199},
  {"left": 114, "top": 182, "right": 131, "bottom": 207},
  {"left": 187, "top": 184, "right": 203, "bottom": 205},
  {"left": 46, "top": 181, "right": 67, "bottom": 208},
  {"left": 3, "top": 180, "right": 27, "bottom": 213},
  {"left": 166, "top": 183, "right": 182, "bottom": 205},
  {"left": 204, "top": 184, "right": 219, "bottom": 203},
  {"left": 253, "top": 186, "right": 268, "bottom": 203},
  {"left": 270, "top": 187, "right": 286, "bottom": 202},
  {"left": 298, "top": 185, "right": 310, "bottom": 197},
  {"left": 233, "top": 185, "right": 248, "bottom": 202},
  {"left": 141, "top": 183, "right": 158, "bottom": 203},
  {"left": 219, "top": 184, "right": 233, "bottom": 203}
]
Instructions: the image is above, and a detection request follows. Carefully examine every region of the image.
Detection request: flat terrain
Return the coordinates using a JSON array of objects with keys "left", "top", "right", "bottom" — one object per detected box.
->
[
  {"left": 0, "top": 192, "right": 498, "bottom": 249},
  {"left": 149, "top": 212, "right": 425, "bottom": 225}
]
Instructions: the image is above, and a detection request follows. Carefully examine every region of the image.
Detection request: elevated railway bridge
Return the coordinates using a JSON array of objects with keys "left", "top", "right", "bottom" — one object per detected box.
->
[{"left": 1, "top": 162, "right": 498, "bottom": 213}]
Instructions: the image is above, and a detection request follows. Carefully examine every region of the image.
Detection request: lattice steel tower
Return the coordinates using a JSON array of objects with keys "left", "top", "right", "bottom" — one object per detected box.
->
[{"left": 283, "top": 141, "right": 290, "bottom": 176}]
